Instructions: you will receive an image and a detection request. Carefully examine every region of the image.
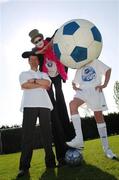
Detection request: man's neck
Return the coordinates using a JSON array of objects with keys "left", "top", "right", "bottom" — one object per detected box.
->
[{"left": 31, "top": 67, "right": 38, "bottom": 72}]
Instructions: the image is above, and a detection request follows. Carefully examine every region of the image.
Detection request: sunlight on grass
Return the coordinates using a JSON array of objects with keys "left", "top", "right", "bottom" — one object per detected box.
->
[{"left": 0, "top": 135, "right": 119, "bottom": 180}]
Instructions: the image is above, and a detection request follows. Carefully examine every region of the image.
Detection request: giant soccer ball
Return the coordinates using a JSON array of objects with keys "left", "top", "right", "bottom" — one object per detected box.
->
[
  {"left": 53, "top": 19, "right": 103, "bottom": 69},
  {"left": 65, "top": 148, "right": 83, "bottom": 166}
]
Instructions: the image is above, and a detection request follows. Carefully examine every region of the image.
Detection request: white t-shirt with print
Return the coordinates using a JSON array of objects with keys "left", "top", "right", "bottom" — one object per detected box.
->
[
  {"left": 19, "top": 70, "right": 53, "bottom": 112},
  {"left": 45, "top": 58, "right": 59, "bottom": 77},
  {"left": 73, "top": 59, "right": 111, "bottom": 89}
]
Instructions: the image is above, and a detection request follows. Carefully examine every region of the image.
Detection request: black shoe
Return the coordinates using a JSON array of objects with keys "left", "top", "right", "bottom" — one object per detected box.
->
[
  {"left": 57, "top": 158, "right": 66, "bottom": 168},
  {"left": 17, "top": 170, "right": 29, "bottom": 178}
]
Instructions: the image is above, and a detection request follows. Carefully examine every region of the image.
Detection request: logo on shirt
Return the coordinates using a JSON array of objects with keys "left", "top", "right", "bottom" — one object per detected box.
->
[
  {"left": 82, "top": 66, "right": 96, "bottom": 81},
  {"left": 45, "top": 59, "right": 58, "bottom": 77},
  {"left": 46, "top": 60, "right": 53, "bottom": 68}
]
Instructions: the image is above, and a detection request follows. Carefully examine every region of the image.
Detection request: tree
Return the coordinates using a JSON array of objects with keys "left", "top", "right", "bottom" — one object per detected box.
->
[{"left": 113, "top": 81, "right": 119, "bottom": 109}]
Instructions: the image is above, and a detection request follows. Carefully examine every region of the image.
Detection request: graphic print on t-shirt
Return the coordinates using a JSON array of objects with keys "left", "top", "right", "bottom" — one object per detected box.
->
[
  {"left": 45, "top": 58, "right": 58, "bottom": 77},
  {"left": 46, "top": 60, "right": 53, "bottom": 67},
  {"left": 81, "top": 65, "right": 96, "bottom": 82}
]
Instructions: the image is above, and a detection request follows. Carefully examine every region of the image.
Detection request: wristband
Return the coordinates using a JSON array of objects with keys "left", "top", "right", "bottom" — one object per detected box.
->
[{"left": 34, "top": 79, "right": 36, "bottom": 83}]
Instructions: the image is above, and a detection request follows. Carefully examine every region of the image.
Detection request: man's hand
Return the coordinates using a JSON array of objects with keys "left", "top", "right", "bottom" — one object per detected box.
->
[
  {"left": 72, "top": 82, "right": 82, "bottom": 91},
  {"left": 27, "top": 79, "right": 35, "bottom": 83},
  {"left": 95, "top": 84, "right": 106, "bottom": 92}
]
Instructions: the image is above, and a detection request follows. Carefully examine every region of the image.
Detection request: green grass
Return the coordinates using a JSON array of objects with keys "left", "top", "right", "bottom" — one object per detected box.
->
[{"left": 0, "top": 135, "right": 119, "bottom": 180}]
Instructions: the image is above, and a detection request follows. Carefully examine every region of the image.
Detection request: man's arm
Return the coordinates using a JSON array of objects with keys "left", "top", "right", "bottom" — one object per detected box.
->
[
  {"left": 35, "top": 79, "right": 51, "bottom": 89},
  {"left": 102, "top": 68, "right": 111, "bottom": 88},
  {"left": 95, "top": 68, "right": 111, "bottom": 92},
  {"left": 21, "top": 79, "right": 51, "bottom": 90}
]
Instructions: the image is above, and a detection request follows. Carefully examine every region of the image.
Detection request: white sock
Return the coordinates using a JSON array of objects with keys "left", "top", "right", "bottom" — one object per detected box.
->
[
  {"left": 71, "top": 114, "right": 84, "bottom": 145},
  {"left": 97, "top": 122, "right": 109, "bottom": 152}
]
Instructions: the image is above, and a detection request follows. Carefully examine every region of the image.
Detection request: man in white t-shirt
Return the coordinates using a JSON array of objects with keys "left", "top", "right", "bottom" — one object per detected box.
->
[
  {"left": 17, "top": 55, "right": 56, "bottom": 178},
  {"left": 22, "top": 29, "right": 75, "bottom": 167},
  {"left": 66, "top": 59, "right": 117, "bottom": 159}
]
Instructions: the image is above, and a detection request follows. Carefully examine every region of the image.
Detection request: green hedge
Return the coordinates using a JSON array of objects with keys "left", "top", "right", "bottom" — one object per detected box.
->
[
  {"left": 0, "top": 126, "right": 43, "bottom": 154},
  {"left": 0, "top": 113, "right": 119, "bottom": 154},
  {"left": 82, "top": 113, "right": 119, "bottom": 140}
]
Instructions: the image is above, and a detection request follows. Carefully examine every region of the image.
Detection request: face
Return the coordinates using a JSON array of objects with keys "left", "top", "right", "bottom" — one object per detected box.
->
[
  {"left": 29, "top": 56, "right": 39, "bottom": 68},
  {"left": 33, "top": 36, "right": 44, "bottom": 48}
]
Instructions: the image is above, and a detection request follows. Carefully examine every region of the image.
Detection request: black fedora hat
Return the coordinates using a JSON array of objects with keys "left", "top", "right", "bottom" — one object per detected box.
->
[{"left": 22, "top": 51, "right": 37, "bottom": 58}]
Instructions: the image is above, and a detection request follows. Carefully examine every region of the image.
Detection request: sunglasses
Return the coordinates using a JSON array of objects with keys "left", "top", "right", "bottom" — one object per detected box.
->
[{"left": 34, "top": 38, "right": 43, "bottom": 44}]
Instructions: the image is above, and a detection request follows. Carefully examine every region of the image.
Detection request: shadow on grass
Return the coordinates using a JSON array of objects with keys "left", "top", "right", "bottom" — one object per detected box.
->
[
  {"left": 40, "top": 161, "right": 118, "bottom": 180},
  {"left": 11, "top": 159, "right": 119, "bottom": 180},
  {"left": 12, "top": 173, "right": 30, "bottom": 180}
]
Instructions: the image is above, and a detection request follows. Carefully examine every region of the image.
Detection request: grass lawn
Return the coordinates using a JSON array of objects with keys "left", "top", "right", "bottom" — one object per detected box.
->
[{"left": 0, "top": 135, "right": 119, "bottom": 180}]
